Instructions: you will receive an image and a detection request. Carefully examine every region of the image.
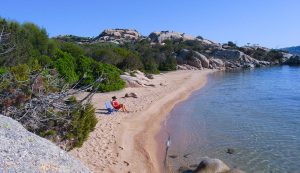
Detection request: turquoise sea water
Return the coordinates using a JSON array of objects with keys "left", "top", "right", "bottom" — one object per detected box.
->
[{"left": 163, "top": 66, "right": 300, "bottom": 173}]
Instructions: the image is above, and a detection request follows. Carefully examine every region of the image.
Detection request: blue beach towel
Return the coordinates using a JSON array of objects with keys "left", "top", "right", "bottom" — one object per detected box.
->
[{"left": 105, "top": 101, "right": 117, "bottom": 114}]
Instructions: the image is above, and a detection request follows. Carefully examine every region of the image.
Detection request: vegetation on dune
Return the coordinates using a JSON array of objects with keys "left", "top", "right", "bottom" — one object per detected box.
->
[
  {"left": 0, "top": 62, "right": 100, "bottom": 150},
  {"left": 0, "top": 18, "right": 125, "bottom": 150}
]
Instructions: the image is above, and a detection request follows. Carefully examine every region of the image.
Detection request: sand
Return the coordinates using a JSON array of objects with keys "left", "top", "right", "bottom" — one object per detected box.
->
[{"left": 70, "top": 70, "right": 213, "bottom": 173}]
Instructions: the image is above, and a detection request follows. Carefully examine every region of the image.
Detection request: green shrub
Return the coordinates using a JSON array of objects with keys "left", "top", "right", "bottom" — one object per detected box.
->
[
  {"left": 266, "top": 50, "right": 284, "bottom": 62},
  {"left": 228, "top": 41, "right": 237, "bottom": 47},
  {"left": 142, "top": 56, "right": 160, "bottom": 74},
  {"left": 54, "top": 50, "right": 79, "bottom": 84},
  {"left": 76, "top": 55, "right": 95, "bottom": 85},
  {"left": 94, "top": 62, "right": 125, "bottom": 92},
  {"left": 67, "top": 103, "right": 97, "bottom": 148},
  {"left": 36, "top": 55, "right": 54, "bottom": 67},
  {"left": 159, "top": 56, "right": 177, "bottom": 71},
  {"left": 75, "top": 56, "right": 125, "bottom": 91},
  {"left": 28, "top": 58, "right": 42, "bottom": 72},
  {"left": 10, "top": 64, "right": 31, "bottom": 81},
  {"left": 40, "top": 130, "right": 57, "bottom": 137},
  {"left": 58, "top": 41, "right": 84, "bottom": 58},
  {"left": 0, "top": 68, "right": 7, "bottom": 75}
]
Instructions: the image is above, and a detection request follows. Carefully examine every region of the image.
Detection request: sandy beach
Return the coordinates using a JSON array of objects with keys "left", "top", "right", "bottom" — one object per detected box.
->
[{"left": 70, "top": 69, "right": 213, "bottom": 173}]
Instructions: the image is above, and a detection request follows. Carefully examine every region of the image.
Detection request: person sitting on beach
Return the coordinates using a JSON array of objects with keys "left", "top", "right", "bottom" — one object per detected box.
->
[{"left": 111, "top": 96, "right": 129, "bottom": 112}]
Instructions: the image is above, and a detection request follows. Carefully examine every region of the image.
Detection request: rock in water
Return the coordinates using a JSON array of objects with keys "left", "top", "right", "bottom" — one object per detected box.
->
[
  {"left": 194, "top": 158, "right": 230, "bottom": 173},
  {"left": 226, "top": 148, "right": 235, "bottom": 154},
  {"left": 0, "top": 115, "right": 90, "bottom": 173},
  {"left": 225, "top": 168, "right": 246, "bottom": 173}
]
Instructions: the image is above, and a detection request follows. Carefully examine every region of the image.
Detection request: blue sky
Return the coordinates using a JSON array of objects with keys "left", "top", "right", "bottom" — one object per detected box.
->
[{"left": 1, "top": 0, "right": 299, "bottom": 48}]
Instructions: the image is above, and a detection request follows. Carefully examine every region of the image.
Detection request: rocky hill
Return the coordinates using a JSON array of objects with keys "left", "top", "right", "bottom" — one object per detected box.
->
[
  {"left": 92, "top": 29, "right": 141, "bottom": 44},
  {"left": 281, "top": 45, "right": 300, "bottom": 55},
  {"left": 53, "top": 28, "right": 300, "bottom": 69},
  {"left": 149, "top": 31, "right": 196, "bottom": 43},
  {"left": 0, "top": 115, "right": 90, "bottom": 173}
]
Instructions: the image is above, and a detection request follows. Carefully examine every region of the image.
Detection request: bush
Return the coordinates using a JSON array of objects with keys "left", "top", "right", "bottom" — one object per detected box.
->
[
  {"left": 58, "top": 41, "right": 84, "bottom": 58},
  {"left": 94, "top": 62, "right": 125, "bottom": 92},
  {"left": 266, "top": 50, "right": 284, "bottom": 62},
  {"left": 0, "top": 68, "right": 7, "bottom": 75},
  {"left": 76, "top": 55, "right": 95, "bottom": 85},
  {"left": 67, "top": 103, "right": 97, "bottom": 148},
  {"left": 10, "top": 64, "right": 31, "bottom": 82},
  {"left": 228, "top": 41, "right": 237, "bottom": 47},
  {"left": 54, "top": 50, "right": 79, "bottom": 84},
  {"left": 36, "top": 55, "right": 54, "bottom": 67},
  {"left": 159, "top": 56, "right": 177, "bottom": 71},
  {"left": 75, "top": 56, "right": 125, "bottom": 91}
]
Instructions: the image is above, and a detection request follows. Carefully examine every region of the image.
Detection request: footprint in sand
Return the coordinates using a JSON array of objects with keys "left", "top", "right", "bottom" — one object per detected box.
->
[{"left": 123, "top": 161, "right": 130, "bottom": 166}]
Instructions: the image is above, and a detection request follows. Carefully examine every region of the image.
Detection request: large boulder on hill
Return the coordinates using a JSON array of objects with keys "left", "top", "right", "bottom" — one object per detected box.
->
[
  {"left": 120, "top": 70, "right": 156, "bottom": 87},
  {"left": 210, "top": 58, "right": 225, "bottom": 69},
  {"left": 177, "top": 64, "right": 199, "bottom": 70},
  {"left": 93, "top": 29, "right": 141, "bottom": 44},
  {"left": 177, "top": 49, "right": 210, "bottom": 69},
  {"left": 177, "top": 49, "right": 203, "bottom": 69},
  {"left": 194, "top": 51, "right": 210, "bottom": 68},
  {"left": 149, "top": 31, "right": 196, "bottom": 43},
  {"left": 214, "top": 49, "right": 270, "bottom": 69},
  {"left": 0, "top": 115, "right": 90, "bottom": 173}
]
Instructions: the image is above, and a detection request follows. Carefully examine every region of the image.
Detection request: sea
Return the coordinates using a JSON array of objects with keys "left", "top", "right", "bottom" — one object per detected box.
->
[{"left": 161, "top": 66, "right": 300, "bottom": 173}]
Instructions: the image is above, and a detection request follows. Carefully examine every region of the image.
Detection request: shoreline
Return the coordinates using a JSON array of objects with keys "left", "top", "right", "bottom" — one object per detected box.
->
[{"left": 70, "top": 69, "right": 214, "bottom": 173}]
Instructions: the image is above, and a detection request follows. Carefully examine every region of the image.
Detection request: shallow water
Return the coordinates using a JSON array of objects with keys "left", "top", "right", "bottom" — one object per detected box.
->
[{"left": 163, "top": 66, "right": 300, "bottom": 173}]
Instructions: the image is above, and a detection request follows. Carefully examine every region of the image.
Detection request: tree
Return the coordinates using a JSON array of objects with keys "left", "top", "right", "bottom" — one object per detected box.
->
[
  {"left": 0, "top": 23, "right": 15, "bottom": 55},
  {"left": 228, "top": 41, "right": 237, "bottom": 47}
]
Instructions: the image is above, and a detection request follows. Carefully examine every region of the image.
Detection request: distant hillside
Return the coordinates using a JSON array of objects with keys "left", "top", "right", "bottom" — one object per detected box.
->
[{"left": 281, "top": 46, "right": 300, "bottom": 55}]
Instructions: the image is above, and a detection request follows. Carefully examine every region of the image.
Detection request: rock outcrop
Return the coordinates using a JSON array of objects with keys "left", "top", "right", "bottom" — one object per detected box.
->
[
  {"left": 177, "top": 64, "right": 200, "bottom": 70},
  {"left": 209, "top": 58, "right": 225, "bottom": 69},
  {"left": 193, "top": 158, "right": 230, "bottom": 173},
  {"left": 120, "top": 70, "right": 155, "bottom": 87},
  {"left": 0, "top": 115, "right": 90, "bottom": 172},
  {"left": 149, "top": 31, "right": 196, "bottom": 43},
  {"left": 177, "top": 49, "right": 204, "bottom": 69},
  {"left": 195, "top": 51, "right": 210, "bottom": 68},
  {"left": 180, "top": 158, "right": 245, "bottom": 173},
  {"left": 284, "top": 56, "right": 300, "bottom": 65},
  {"left": 213, "top": 49, "right": 270, "bottom": 69},
  {"left": 93, "top": 29, "right": 141, "bottom": 44}
]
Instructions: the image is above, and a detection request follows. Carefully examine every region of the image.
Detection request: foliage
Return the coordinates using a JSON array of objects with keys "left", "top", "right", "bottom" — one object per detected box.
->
[
  {"left": 67, "top": 103, "right": 97, "bottom": 148},
  {"left": 75, "top": 55, "right": 125, "bottom": 91},
  {"left": 0, "top": 68, "right": 7, "bottom": 75},
  {"left": 227, "top": 41, "right": 237, "bottom": 47},
  {"left": 94, "top": 62, "right": 125, "bottom": 92},
  {"left": 266, "top": 50, "right": 284, "bottom": 62},
  {"left": 10, "top": 64, "right": 31, "bottom": 82},
  {"left": 54, "top": 50, "right": 79, "bottom": 84},
  {"left": 0, "top": 66, "right": 97, "bottom": 150},
  {"left": 82, "top": 43, "right": 144, "bottom": 71},
  {"left": 57, "top": 41, "right": 84, "bottom": 58},
  {"left": 54, "top": 35, "right": 92, "bottom": 43},
  {"left": 0, "top": 18, "right": 53, "bottom": 66}
]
